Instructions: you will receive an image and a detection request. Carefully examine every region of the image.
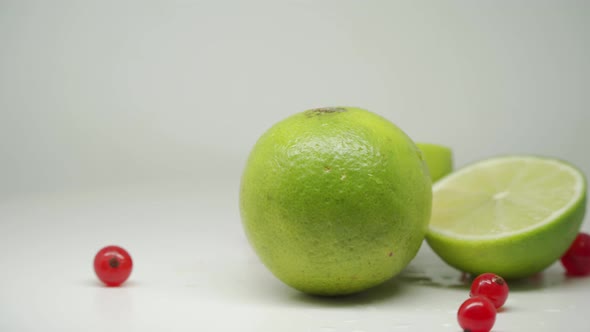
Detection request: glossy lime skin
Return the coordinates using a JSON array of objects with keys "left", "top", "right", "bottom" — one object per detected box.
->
[{"left": 240, "top": 107, "right": 432, "bottom": 295}]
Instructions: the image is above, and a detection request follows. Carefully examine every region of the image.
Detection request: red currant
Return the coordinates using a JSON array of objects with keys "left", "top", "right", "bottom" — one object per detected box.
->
[
  {"left": 94, "top": 245, "right": 133, "bottom": 286},
  {"left": 457, "top": 296, "right": 496, "bottom": 332},
  {"left": 469, "top": 273, "right": 509, "bottom": 309},
  {"left": 561, "top": 232, "right": 590, "bottom": 276}
]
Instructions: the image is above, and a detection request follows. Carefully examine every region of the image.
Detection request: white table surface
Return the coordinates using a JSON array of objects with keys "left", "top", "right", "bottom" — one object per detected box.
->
[{"left": 1, "top": 181, "right": 588, "bottom": 331}]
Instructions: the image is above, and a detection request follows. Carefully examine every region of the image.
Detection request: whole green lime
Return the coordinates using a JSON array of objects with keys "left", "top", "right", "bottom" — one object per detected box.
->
[{"left": 240, "top": 107, "right": 432, "bottom": 295}]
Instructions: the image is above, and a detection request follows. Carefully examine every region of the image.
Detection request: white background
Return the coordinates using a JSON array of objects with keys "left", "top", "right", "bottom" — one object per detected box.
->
[{"left": 1, "top": 1, "right": 589, "bottom": 331}]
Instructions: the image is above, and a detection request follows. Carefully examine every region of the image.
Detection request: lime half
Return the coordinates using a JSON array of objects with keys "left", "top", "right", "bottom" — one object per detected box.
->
[
  {"left": 416, "top": 142, "right": 453, "bottom": 182},
  {"left": 426, "top": 155, "right": 587, "bottom": 279}
]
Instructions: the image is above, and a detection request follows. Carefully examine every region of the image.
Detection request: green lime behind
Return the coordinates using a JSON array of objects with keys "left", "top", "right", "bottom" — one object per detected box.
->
[
  {"left": 240, "top": 107, "right": 432, "bottom": 295},
  {"left": 416, "top": 143, "right": 453, "bottom": 182}
]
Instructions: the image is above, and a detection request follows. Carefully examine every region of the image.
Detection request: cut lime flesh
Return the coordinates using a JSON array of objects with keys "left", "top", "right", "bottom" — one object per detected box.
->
[{"left": 426, "top": 155, "right": 587, "bottom": 279}]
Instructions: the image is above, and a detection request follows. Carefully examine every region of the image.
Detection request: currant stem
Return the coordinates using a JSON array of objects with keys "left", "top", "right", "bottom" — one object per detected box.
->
[{"left": 109, "top": 257, "right": 120, "bottom": 268}]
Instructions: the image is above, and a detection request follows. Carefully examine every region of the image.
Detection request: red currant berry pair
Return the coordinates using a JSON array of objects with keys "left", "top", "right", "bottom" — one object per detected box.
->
[
  {"left": 94, "top": 245, "right": 133, "bottom": 286},
  {"left": 457, "top": 273, "right": 509, "bottom": 332},
  {"left": 561, "top": 232, "right": 590, "bottom": 276}
]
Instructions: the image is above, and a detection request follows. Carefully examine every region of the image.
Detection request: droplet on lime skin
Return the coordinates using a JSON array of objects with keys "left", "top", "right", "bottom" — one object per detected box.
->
[{"left": 240, "top": 106, "right": 432, "bottom": 295}]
